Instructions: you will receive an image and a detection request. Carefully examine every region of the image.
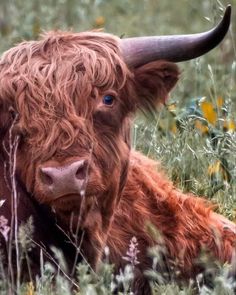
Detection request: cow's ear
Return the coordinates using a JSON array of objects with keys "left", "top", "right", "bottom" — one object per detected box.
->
[{"left": 133, "top": 61, "right": 179, "bottom": 113}]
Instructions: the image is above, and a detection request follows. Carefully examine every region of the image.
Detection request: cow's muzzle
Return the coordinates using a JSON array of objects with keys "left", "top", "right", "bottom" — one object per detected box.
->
[{"left": 39, "top": 159, "right": 89, "bottom": 198}]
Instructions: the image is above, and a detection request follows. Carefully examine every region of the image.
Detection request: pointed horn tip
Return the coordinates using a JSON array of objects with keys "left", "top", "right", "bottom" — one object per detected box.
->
[
  {"left": 223, "top": 4, "right": 231, "bottom": 25},
  {"left": 214, "top": 4, "right": 231, "bottom": 41},
  {"left": 225, "top": 4, "right": 231, "bottom": 16},
  {"left": 212, "top": 4, "right": 231, "bottom": 40}
]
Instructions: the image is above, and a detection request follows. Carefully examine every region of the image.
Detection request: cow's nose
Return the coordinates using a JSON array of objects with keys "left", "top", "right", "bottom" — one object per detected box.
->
[{"left": 39, "top": 160, "right": 89, "bottom": 197}]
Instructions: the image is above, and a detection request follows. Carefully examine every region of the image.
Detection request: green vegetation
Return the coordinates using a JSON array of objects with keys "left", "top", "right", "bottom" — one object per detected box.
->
[{"left": 0, "top": 0, "right": 235, "bottom": 293}]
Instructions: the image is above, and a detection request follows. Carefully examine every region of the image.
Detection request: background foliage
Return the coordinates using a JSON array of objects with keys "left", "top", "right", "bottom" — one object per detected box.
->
[{"left": 0, "top": 0, "right": 235, "bottom": 293}]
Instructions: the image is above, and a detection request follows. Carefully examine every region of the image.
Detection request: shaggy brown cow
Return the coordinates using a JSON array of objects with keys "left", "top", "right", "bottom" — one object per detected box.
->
[{"left": 0, "top": 5, "right": 235, "bottom": 294}]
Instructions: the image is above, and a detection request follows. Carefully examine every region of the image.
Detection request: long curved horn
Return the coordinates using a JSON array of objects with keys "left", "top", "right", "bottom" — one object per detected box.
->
[{"left": 120, "top": 5, "right": 231, "bottom": 68}]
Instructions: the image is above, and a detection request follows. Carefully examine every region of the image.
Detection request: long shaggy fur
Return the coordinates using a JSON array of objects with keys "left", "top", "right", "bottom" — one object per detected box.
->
[
  {"left": 109, "top": 152, "right": 235, "bottom": 274},
  {"left": 0, "top": 31, "right": 235, "bottom": 294},
  {"left": 0, "top": 31, "right": 133, "bottom": 159}
]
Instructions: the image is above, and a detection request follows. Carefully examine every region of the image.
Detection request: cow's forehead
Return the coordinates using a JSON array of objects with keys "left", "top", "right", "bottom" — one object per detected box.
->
[
  {"left": 0, "top": 31, "right": 133, "bottom": 158},
  {"left": 1, "top": 32, "right": 128, "bottom": 97},
  {"left": 1, "top": 32, "right": 130, "bottom": 116}
]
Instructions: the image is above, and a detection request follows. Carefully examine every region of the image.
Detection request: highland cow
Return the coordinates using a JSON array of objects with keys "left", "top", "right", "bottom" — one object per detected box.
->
[{"left": 0, "top": 5, "right": 235, "bottom": 294}]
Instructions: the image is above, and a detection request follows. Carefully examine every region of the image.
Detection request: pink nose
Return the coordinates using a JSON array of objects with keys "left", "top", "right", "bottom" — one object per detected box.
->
[{"left": 39, "top": 160, "right": 89, "bottom": 197}]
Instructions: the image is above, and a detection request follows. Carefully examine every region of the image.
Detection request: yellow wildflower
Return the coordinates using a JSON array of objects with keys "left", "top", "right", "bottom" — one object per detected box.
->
[{"left": 200, "top": 101, "right": 217, "bottom": 125}]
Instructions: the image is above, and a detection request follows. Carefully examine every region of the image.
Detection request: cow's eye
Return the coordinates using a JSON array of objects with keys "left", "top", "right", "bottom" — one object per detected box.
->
[{"left": 103, "top": 95, "right": 115, "bottom": 106}]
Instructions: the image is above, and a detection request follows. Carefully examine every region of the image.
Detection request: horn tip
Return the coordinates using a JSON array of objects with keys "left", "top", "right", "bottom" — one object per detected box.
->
[
  {"left": 226, "top": 4, "right": 231, "bottom": 12},
  {"left": 224, "top": 5, "right": 231, "bottom": 22}
]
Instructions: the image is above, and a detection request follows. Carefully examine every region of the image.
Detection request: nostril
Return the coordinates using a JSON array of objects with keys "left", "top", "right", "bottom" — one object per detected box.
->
[
  {"left": 40, "top": 169, "right": 54, "bottom": 186},
  {"left": 75, "top": 160, "right": 88, "bottom": 180}
]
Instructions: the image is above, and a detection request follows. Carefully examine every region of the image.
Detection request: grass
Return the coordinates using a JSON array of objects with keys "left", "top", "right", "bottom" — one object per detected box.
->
[{"left": 0, "top": 0, "right": 236, "bottom": 294}]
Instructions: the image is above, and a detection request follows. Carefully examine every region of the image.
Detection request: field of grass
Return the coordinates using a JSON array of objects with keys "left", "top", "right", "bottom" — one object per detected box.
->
[{"left": 0, "top": 0, "right": 235, "bottom": 294}]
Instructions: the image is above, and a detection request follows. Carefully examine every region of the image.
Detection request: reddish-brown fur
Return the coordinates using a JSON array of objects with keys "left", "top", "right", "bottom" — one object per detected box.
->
[
  {"left": 0, "top": 31, "right": 235, "bottom": 294},
  {"left": 0, "top": 156, "right": 78, "bottom": 282}
]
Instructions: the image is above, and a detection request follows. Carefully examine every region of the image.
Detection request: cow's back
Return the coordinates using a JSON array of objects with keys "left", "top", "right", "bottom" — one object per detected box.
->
[{"left": 108, "top": 151, "right": 236, "bottom": 280}]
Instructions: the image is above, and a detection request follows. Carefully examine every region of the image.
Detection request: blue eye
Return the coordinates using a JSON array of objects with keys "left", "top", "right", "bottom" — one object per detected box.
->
[{"left": 103, "top": 95, "right": 115, "bottom": 106}]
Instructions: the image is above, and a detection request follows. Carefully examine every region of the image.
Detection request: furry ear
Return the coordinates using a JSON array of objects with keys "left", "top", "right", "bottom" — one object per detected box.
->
[{"left": 133, "top": 61, "right": 180, "bottom": 113}]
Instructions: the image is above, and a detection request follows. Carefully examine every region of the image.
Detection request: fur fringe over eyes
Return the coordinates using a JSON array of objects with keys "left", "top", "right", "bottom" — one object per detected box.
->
[{"left": 0, "top": 31, "right": 134, "bottom": 159}]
